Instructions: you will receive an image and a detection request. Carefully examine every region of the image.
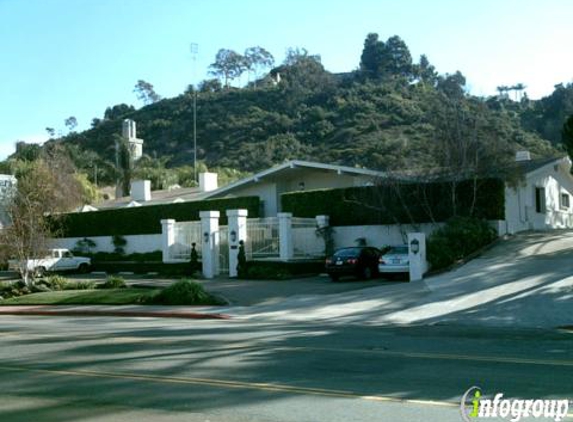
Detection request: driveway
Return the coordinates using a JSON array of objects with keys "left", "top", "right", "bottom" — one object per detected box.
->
[
  {"left": 62, "top": 272, "right": 400, "bottom": 306},
  {"left": 235, "top": 231, "right": 573, "bottom": 328}
]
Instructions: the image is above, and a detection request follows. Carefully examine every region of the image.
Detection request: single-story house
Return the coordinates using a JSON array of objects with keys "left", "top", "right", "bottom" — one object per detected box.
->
[
  {"left": 505, "top": 154, "right": 573, "bottom": 234},
  {"left": 92, "top": 155, "right": 573, "bottom": 235},
  {"left": 95, "top": 160, "right": 385, "bottom": 217}
]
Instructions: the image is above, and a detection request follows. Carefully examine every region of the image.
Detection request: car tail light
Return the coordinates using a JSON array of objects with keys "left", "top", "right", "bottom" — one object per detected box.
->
[{"left": 347, "top": 258, "right": 357, "bottom": 264}]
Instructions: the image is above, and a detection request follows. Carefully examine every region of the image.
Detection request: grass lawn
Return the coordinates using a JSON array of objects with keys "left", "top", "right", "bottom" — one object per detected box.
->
[{"left": 0, "top": 288, "right": 161, "bottom": 305}]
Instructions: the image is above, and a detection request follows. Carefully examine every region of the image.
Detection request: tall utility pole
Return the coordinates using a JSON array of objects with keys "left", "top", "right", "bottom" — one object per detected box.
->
[{"left": 190, "top": 42, "right": 199, "bottom": 183}]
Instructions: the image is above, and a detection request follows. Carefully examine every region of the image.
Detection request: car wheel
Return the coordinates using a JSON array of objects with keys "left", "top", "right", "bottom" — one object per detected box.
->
[
  {"left": 35, "top": 266, "right": 46, "bottom": 278},
  {"left": 361, "top": 266, "right": 372, "bottom": 280},
  {"left": 78, "top": 263, "right": 90, "bottom": 274},
  {"left": 329, "top": 274, "right": 339, "bottom": 282}
]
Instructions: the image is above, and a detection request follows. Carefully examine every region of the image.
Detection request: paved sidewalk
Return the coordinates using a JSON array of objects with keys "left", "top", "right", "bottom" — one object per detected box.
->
[{"left": 0, "top": 305, "right": 230, "bottom": 320}]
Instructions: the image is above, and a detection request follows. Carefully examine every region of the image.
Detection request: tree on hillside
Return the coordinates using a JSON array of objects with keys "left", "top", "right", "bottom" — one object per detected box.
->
[
  {"left": 197, "top": 78, "right": 223, "bottom": 93},
  {"left": 45, "top": 127, "right": 56, "bottom": 138},
  {"left": 244, "top": 46, "right": 274, "bottom": 85},
  {"left": 360, "top": 33, "right": 386, "bottom": 78},
  {"left": 413, "top": 54, "right": 438, "bottom": 86},
  {"left": 104, "top": 103, "right": 136, "bottom": 120},
  {"left": 562, "top": 115, "right": 573, "bottom": 170},
  {"left": 114, "top": 134, "right": 132, "bottom": 197},
  {"left": 209, "top": 49, "right": 246, "bottom": 88},
  {"left": 437, "top": 71, "right": 467, "bottom": 99},
  {"left": 64, "top": 116, "right": 78, "bottom": 133},
  {"left": 384, "top": 35, "right": 412, "bottom": 78},
  {"left": 134, "top": 80, "right": 161, "bottom": 105},
  {"left": 0, "top": 152, "right": 83, "bottom": 286}
]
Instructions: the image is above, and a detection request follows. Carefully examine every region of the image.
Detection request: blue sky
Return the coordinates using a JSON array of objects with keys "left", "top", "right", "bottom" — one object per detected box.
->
[{"left": 1, "top": 0, "right": 572, "bottom": 160}]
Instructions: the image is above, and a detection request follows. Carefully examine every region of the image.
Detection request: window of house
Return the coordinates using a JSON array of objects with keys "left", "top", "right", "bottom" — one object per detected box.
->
[
  {"left": 535, "top": 187, "right": 546, "bottom": 213},
  {"left": 561, "top": 193, "right": 570, "bottom": 209}
]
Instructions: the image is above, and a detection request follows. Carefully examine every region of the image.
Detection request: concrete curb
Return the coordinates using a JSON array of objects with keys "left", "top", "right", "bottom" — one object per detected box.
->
[{"left": 0, "top": 307, "right": 231, "bottom": 320}]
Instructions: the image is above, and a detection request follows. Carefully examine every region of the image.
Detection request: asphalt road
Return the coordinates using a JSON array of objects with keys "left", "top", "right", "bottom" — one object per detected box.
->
[{"left": 1, "top": 316, "right": 572, "bottom": 422}]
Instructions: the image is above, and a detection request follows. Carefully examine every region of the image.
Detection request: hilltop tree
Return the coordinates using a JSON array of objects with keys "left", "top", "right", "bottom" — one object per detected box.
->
[
  {"left": 45, "top": 127, "right": 56, "bottom": 138},
  {"left": 134, "top": 80, "right": 161, "bottom": 104},
  {"left": 104, "top": 103, "right": 135, "bottom": 120},
  {"left": 197, "top": 78, "right": 223, "bottom": 93},
  {"left": 414, "top": 54, "right": 438, "bottom": 86},
  {"left": 209, "top": 49, "right": 246, "bottom": 88},
  {"left": 384, "top": 35, "right": 412, "bottom": 78},
  {"left": 64, "top": 116, "right": 77, "bottom": 132},
  {"left": 360, "top": 33, "right": 386, "bottom": 78},
  {"left": 244, "top": 46, "right": 274, "bottom": 85}
]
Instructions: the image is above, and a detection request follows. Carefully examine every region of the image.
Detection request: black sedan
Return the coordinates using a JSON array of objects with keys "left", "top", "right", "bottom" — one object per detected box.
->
[{"left": 325, "top": 247, "right": 381, "bottom": 281}]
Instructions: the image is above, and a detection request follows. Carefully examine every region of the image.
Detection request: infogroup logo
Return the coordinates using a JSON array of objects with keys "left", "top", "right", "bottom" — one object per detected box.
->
[{"left": 460, "top": 386, "right": 570, "bottom": 422}]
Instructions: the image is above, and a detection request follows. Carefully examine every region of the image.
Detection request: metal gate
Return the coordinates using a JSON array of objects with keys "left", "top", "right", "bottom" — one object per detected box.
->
[{"left": 218, "top": 225, "right": 229, "bottom": 274}]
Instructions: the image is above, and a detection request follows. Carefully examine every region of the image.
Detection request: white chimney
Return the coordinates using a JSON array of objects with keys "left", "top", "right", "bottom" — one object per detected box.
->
[
  {"left": 515, "top": 151, "right": 531, "bottom": 162},
  {"left": 131, "top": 180, "right": 151, "bottom": 202},
  {"left": 199, "top": 172, "right": 218, "bottom": 192}
]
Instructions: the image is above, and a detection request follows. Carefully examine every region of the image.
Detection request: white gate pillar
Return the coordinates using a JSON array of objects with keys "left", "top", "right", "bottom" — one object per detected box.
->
[
  {"left": 408, "top": 232, "right": 428, "bottom": 282},
  {"left": 226, "top": 209, "right": 248, "bottom": 278},
  {"left": 278, "top": 212, "right": 294, "bottom": 261},
  {"left": 200, "top": 211, "right": 220, "bottom": 279},
  {"left": 161, "top": 219, "right": 175, "bottom": 263}
]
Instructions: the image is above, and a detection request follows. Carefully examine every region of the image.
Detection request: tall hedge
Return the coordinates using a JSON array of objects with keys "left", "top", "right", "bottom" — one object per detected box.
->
[
  {"left": 281, "top": 178, "right": 504, "bottom": 226},
  {"left": 52, "top": 196, "right": 260, "bottom": 237}
]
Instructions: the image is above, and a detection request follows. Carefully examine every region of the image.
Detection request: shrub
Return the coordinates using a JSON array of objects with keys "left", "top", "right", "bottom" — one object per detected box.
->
[
  {"left": 112, "top": 235, "right": 127, "bottom": 255},
  {"left": 73, "top": 281, "right": 96, "bottom": 290},
  {"left": 40, "top": 275, "right": 70, "bottom": 291},
  {"left": 427, "top": 217, "right": 497, "bottom": 270},
  {"left": 150, "top": 279, "right": 221, "bottom": 305},
  {"left": 100, "top": 275, "right": 127, "bottom": 289},
  {"left": 238, "top": 260, "right": 324, "bottom": 280}
]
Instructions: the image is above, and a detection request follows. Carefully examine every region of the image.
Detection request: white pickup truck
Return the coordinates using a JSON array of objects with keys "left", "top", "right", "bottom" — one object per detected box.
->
[{"left": 8, "top": 248, "right": 92, "bottom": 276}]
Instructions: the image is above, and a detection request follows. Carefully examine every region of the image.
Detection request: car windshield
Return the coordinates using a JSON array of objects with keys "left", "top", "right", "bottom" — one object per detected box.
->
[
  {"left": 333, "top": 248, "right": 361, "bottom": 258},
  {"left": 386, "top": 246, "right": 408, "bottom": 255}
]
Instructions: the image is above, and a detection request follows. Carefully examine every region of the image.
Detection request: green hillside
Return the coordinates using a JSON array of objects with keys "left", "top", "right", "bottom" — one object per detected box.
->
[{"left": 13, "top": 35, "right": 573, "bottom": 186}]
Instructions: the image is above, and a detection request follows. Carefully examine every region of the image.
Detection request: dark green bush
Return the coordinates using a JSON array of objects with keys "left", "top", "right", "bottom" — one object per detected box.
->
[
  {"left": 238, "top": 260, "right": 324, "bottom": 280},
  {"left": 427, "top": 217, "right": 497, "bottom": 270},
  {"left": 100, "top": 276, "right": 127, "bottom": 289},
  {"left": 281, "top": 179, "right": 505, "bottom": 226},
  {"left": 78, "top": 251, "right": 163, "bottom": 263},
  {"left": 150, "top": 279, "right": 221, "bottom": 305},
  {"left": 52, "top": 196, "right": 260, "bottom": 237}
]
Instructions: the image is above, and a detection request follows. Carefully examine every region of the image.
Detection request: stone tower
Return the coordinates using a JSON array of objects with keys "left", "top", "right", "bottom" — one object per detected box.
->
[{"left": 122, "top": 119, "right": 144, "bottom": 161}]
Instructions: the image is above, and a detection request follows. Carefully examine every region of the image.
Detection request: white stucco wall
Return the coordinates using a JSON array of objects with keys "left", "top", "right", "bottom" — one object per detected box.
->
[
  {"left": 505, "top": 159, "right": 573, "bottom": 234},
  {"left": 331, "top": 223, "right": 442, "bottom": 249},
  {"left": 52, "top": 234, "right": 162, "bottom": 254}
]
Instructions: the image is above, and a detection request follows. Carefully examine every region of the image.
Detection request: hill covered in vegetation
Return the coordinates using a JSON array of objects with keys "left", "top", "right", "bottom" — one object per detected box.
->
[{"left": 10, "top": 34, "right": 573, "bottom": 188}]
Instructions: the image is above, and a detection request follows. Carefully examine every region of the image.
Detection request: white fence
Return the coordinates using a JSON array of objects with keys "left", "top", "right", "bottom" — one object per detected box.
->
[{"left": 331, "top": 223, "right": 442, "bottom": 249}]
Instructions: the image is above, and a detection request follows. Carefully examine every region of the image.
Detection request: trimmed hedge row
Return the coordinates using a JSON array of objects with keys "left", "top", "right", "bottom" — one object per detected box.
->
[
  {"left": 239, "top": 260, "right": 325, "bottom": 280},
  {"left": 281, "top": 178, "right": 505, "bottom": 226},
  {"left": 53, "top": 196, "right": 260, "bottom": 237}
]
